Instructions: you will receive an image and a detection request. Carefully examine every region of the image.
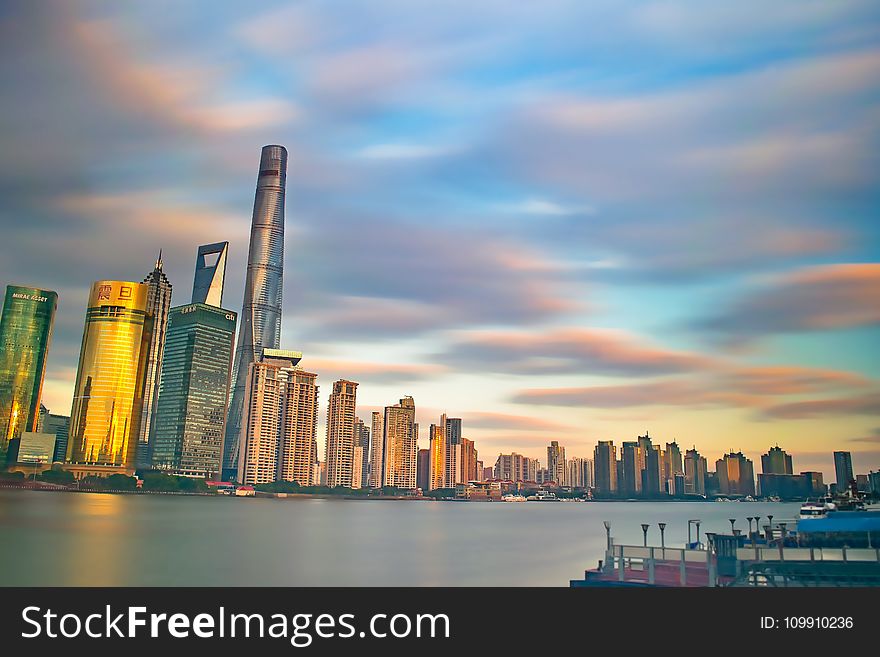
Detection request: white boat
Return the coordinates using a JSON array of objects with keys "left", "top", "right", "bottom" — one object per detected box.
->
[
  {"left": 528, "top": 490, "right": 558, "bottom": 501},
  {"left": 501, "top": 494, "right": 527, "bottom": 502}
]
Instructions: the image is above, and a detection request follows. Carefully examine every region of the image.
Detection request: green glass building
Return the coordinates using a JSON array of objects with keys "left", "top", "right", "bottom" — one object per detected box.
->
[
  {"left": 151, "top": 303, "right": 236, "bottom": 479},
  {"left": 0, "top": 285, "right": 57, "bottom": 463}
]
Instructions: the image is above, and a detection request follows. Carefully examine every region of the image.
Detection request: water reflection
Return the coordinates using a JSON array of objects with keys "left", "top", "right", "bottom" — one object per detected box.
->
[{"left": 0, "top": 491, "right": 802, "bottom": 586}]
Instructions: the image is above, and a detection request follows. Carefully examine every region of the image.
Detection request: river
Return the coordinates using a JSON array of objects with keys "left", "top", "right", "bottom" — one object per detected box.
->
[{"left": 0, "top": 491, "right": 801, "bottom": 586}]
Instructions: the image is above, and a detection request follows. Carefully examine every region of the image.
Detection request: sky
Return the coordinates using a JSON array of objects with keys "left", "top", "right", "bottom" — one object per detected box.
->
[{"left": 1, "top": 1, "right": 878, "bottom": 480}]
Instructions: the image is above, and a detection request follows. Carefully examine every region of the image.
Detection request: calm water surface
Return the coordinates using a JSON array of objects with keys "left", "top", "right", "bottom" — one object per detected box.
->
[{"left": 0, "top": 491, "right": 801, "bottom": 586}]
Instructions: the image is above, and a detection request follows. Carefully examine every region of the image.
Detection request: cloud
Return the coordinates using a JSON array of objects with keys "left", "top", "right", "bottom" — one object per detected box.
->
[
  {"left": 719, "top": 365, "right": 869, "bottom": 396},
  {"left": 292, "top": 213, "right": 580, "bottom": 340},
  {"left": 354, "top": 142, "right": 462, "bottom": 160},
  {"left": 302, "top": 358, "right": 447, "bottom": 384},
  {"left": 760, "top": 393, "right": 880, "bottom": 419},
  {"left": 509, "top": 363, "right": 872, "bottom": 410},
  {"left": 849, "top": 427, "right": 880, "bottom": 444},
  {"left": 496, "top": 198, "right": 597, "bottom": 217},
  {"left": 511, "top": 380, "right": 763, "bottom": 409},
  {"left": 458, "top": 412, "right": 575, "bottom": 432},
  {"left": 697, "top": 264, "right": 880, "bottom": 341},
  {"left": 442, "top": 327, "right": 714, "bottom": 376},
  {"left": 70, "top": 19, "right": 299, "bottom": 135}
]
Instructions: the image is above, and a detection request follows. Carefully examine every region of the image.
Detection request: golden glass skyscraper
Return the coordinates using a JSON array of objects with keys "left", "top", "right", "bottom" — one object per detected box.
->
[
  {"left": 67, "top": 281, "right": 152, "bottom": 472},
  {"left": 0, "top": 285, "right": 57, "bottom": 463}
]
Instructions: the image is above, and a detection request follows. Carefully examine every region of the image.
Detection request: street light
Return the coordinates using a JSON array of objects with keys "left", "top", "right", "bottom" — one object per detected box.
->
[
  {"left": 603, "top": 520, "right": 612, "bottom": 550},
  {"left": 728, "top": 518, "right": 736, "bottom": 534},
  {"left": 658, "top": 522, "right": 667, "bottom": 558},
  {"left": 641, "top": 523, "right": 650, "bottom": 547}
]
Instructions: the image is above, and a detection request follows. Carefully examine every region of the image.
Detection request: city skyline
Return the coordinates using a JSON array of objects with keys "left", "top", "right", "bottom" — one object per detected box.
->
[{"left": 1, "top": 2, "right": 879, "bottom": 480}]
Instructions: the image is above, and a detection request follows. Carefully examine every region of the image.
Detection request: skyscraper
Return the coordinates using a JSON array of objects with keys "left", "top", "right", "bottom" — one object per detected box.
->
[
  {"left": 0, "top": 285, "right": 57, "bottom": 463},
  {"left": 67, "top": 281, "right": 152, "bottom": 473},
  {"left": 593, "top": 441, "right": 617, "bottom": 495},
  {"left": 150, "top": 303, "right": 237, "bottom": 479},
  {"left": 224, "top": 144, "right": 288, "bottom": 481},
  {"left": 547, "top": 440, "right": 566, "bottom": 486},
  {"left": 761, "top": 445, "right": 793, "bottom": 475},
  {"left": 42, "top": 412, "right": 70, "bottom": 463},
  {"left": 354, "top": 417, "right": 371, "bottom": 488},
  {"left": 136, "top": 254, "right": 173, "bottom": 468},
  {"left": 684, "top": 448, "right": 707, "bottom": 496},
  {"left": 428, "top": 419, "right": 446, "bottom": 490},
  {"left": 237, "top": 349, "right": 311, "bottom": 486},
  {"left": 716, "top": 451, "right": 755, "bottom": 497},
  {"left": 278, "top": 368, "right": 318, "bottom": 486},
  {"left": 325, "top": 380, "right": 358, "bottom": 488},
  {"left": 382, "top": 396, "right": 417, "bottom": 489},
  {"left": 417, "top": 448, "right": 431, "bottom": 491},
  {"left": 620, "top": 441, "right": 643, "bottom": 495},
  {"left": 665, "top": 441, "right": 683, "bottom": 493},
  {"left": 460, "top": 437, "right": 478, "bottom": 483},
  {"left": 191, "top": 242, "right": 229, "bottom": 307},
  {"left": 369, "top": 411, "right": 384, "bottom": 488},
  {"left": 833, "top": 451, "right": 854, "bottom": 490}
]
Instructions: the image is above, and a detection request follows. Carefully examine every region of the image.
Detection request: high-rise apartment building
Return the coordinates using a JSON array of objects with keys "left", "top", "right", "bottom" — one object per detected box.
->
[
  {"left": 369, "top": 411, "right": 384, "bottom": 488},
  {"left": 593, "top": 441, "right": 617, "bottom": 494},
  {"left": 224, "top": 145, "right": 288, "bottom": 481},
  {"left": 237, "top": 350, "right": 315, "bottom": 486},
  {"left": 0, "top": 285, "right": 57, "bottom": 463},
  {"left": 620, "top": 441, "right": 643, "bottom": 495},
  {"left": 493, "top": 452, "right": 538, "bottom": 482},
  {"left": 684, "top": 448, "right": 707, "bottom": 496},
  {"left": 460, "top": 437, "right": 478, "bottom": 483},
  {"left": 67, "top": 281, "right": 152, "bottom": 473},
  {"left": 136, "top": 254, "right": 172, "bottom": 469},
  {"left": 716, "top": 451, "right": 755, "bottom": 497},
  {"left": 150, "top": 303, "right": 236, "bottom": 479},
  {"left": 833, "top": 451, "right": 854, "bottom": 490},
  {"left": 761, "top": 445, "right": 793, "bottom": 475},
  {"left": 428, "top": 418, "right": 446, "bottom": 490},
  {"left": 417, "top": 448, "right": 430, "bottom": 491},
  {"left": 547, "top": 440, "right": 566, "bottom": 485},
  {"left": 382, "top": 396, "right": 417, "bottom": 489},
  {"left": 567, "top": 457, "right": 592, "bottom": 489},
  {"left": 325, "top": 380, "right": 358, "bottom": 488},
  {"left": 354, "top": 417, "right": 371, "bottom": 488}
]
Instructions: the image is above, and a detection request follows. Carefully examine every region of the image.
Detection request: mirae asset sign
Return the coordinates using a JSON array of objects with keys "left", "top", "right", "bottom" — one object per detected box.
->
[{"left": 11, "top": 292, "right": 49, "bottom": 303}]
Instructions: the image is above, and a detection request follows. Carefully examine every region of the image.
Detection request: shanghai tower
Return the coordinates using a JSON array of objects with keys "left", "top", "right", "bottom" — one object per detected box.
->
[{"left": 222, "top": 144, "right": 287, "bottom": 481}]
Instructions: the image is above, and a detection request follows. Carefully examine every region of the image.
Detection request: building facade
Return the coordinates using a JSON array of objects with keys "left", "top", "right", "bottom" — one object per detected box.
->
[
  {"left": 428, "top": 418, "right": 446, "bottom": 490},
  {"left": 761, "top": 445, "right": 793, "bottom": 475},
  {"left": 593, "top": 441, "right": 618, "bottom": 495},
  {"left": 151, "top": 303, "right": 237, "bottom": 479},
  {"left": 136, "top": 254, "right": 173, "bottom": 469},
  {"left": 0, "top": 285, "right": 57, "bottom": 463},
  {"left": 833, "top": 451, "right": 854, "bottom": 490},
  {"left": 547, "top": 440, "right": 566, "bottom": 485},
  {"left": 369, "top": 411, "right": 384, "bottom": 488},
  {"left": 716, "top": 451, "right": 756, "bottom": 497},
  {"left": 224, "top": 145, "right": 288, "bottom": 481},
  {"left": 67, "top": 281, "right": 152, "bottom": 472},
  {"left": 382, "top": 396, "right": 417, "bottom": 489},
  {"left": 325, "top": 380, "right": 358, "bottom": 488},
  {"left": 237, "top": 350, "right": 312, "bottom": 486},
  {"left": 684, "top": 448, "right": 707, "bottom": 496},
  {"left": 354, "top": 417, "right": 371, "bottom": 488}
]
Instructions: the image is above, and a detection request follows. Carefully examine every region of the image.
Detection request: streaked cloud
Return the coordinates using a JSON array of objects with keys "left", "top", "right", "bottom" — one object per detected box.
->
[{"left": 697, "top": 264, "right": 880, "bottom": 342}]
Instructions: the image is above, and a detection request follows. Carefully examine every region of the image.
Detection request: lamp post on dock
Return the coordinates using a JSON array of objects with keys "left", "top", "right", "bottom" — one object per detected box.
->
[
  {"left": 641, "top": 523, "right": 650, "bottom": 547},
  {"left": 659, "top": 522, "right": 667, "bottom": 558}
]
